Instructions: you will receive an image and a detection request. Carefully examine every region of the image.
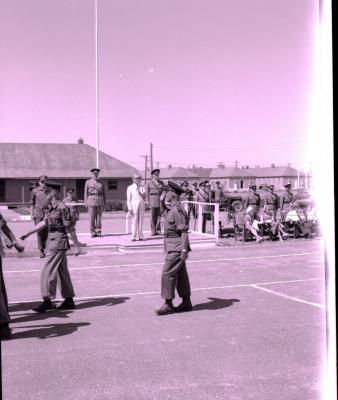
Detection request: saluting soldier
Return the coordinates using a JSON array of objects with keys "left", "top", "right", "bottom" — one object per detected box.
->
[
  {"left": 196, "top": 180, "right": 211, "bottom": 233},
  {"left": 0, "top": 213, "right": 24, "bottom": 340},
  {"left": 156, "top": 181, "right": 192, "bottom": 315},
  {"left": 145, "top": 169, "right": 164, "bottom": 236},
  {"left": 30, "top": 175, "right": 51, "bottom": 258},
  {"left": 244, "top": 184, "right": 261, "bottom": 218},
  {"left": 21, "top": 181, "right": 76, "bottom": 313},
  {"left": 279, "top": 182, "right": 294, "bottom": 222},
  {"left": 179, "top": 181, "right": 193, "bottom": 219},
  {"left": 84, "top": 168, "right": 106, "bottom": 237}
]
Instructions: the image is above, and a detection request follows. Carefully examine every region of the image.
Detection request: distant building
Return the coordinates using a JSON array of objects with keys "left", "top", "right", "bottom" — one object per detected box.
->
[
  {"left": 208, "top": 167, "right": 256, "bottom": 189},
  {"left": 0, "top": 140, "right": 139, "bottom": 203},
  {"left": 248, "top": 166, "right": 309, "bottom": 189}
]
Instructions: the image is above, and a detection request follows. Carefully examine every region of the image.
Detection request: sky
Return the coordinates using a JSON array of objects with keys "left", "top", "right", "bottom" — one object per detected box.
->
[{"left": 0, "top": 0, "right": 319, "bottom": 171}]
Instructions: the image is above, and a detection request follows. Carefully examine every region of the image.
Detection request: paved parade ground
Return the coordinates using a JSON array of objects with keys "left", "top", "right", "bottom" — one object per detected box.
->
[{"left": 0, "top": 232, "right": 327, "bottom": 400}]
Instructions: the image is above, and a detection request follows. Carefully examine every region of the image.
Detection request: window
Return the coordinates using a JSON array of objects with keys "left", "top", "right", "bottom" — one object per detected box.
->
[{"left": 108, "top": 180, "right": 118, "bottom": 190}]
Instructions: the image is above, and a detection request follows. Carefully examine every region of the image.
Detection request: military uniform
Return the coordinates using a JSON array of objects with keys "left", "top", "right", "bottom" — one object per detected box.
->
[
  {"left": 146, "top": 177, "right": 164, "bottom": 235},
  {"left": 244, "top": 188, "right": 261, "bottom": 218},
  {"left": 262, "top": 189, "right": 278, "bottom": 220},
  {"left": 214, "top": 183, "right": 224, "bottom": 203},
  {"left": 196, "top": 184, "right": 211, "bottom": 233},
  {"left": 0, "top": 213, "right": 24, "bottom": 339},
  {"left": 30, "top": 185, "right": 51, "bottom": 254},
  {"left": 156, "top": 181, "right": 192, "bottom": 315},
  {"left": 39, "top": 199, "right": 75, "bottom": 302},
  {"left": 84, "top": 177, "right": 106, "bottom": 237},
  {"left": 0, "top": 214, "right": 10, "bottom": 329},
  {"left": 280, "top": 186, "right": 294, "bottom": 222}
]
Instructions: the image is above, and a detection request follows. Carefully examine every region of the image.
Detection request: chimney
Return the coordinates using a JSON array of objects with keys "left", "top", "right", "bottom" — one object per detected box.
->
[
  {"left": 167, "top": 164, "right": 172, "bottom": 169},
  {"left": 78, "top": 137, "right": 84, "bottom": 144}
]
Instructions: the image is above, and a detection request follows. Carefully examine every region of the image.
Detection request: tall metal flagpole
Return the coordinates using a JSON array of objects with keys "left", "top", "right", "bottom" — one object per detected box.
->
[{"left": 95, "top": 0, "right": 100, "bottom": 169}]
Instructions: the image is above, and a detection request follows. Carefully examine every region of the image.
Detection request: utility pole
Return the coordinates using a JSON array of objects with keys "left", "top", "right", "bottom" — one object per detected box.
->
[
  {"left": 141, "top": 155, "right": 148, "bottom": 182},
  {"left": 150, "top": 143, "right": 154, "bottom": 172}
]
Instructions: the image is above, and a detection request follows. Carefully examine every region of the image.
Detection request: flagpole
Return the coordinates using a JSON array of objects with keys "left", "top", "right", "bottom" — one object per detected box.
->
[{"left": 95, "top": 0, "right": 100, "bottom": 169}]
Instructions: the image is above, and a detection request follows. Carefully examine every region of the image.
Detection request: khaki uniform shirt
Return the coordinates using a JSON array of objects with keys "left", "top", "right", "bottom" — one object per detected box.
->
[
  {"left": 214, "top": 186, "right": 224, "bottom": 202},
  {"left": 280, "top": 190, "right": 294, "bottom": 210},
  {"left": 84, "top": 178, "right": 106, "bottom": 207},
  {"left": 30, "top": 187, "right": 51, "bottom": 218},
  {"left": 44, "top": 200, "right": 72, "bottom": 252},
  {"left": 244, "top": 192, "right": 261, "bottom": 210},
  {"left": 146, "top": 179, "right": 164, "bottom": 208},
  {"left": 164, "top": 202, "right": 191, "bottom": 253}
]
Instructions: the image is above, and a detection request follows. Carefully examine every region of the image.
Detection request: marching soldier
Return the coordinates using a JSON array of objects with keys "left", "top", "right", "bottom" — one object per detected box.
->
[
  {"left": 244, "top": 184, "right": 261, "bottom": 218},
  {"left": 84, "top": 168, "right": 106, "bottom": 237},
  {"left": 0, "top": 213, "right": 24, "bottom": 340},
  {"left": 279, "top": 182, "right": 294, "bottom": 222},
  {"left": 145, "top": 169, "right": 164, "bottom": 236},
  {"left": 156, "top": 181, "right": 192, "bottom": 315},
  {"left": 30, "top": 175, "right": 51, "bottom": 258},
  {"left": 21, "top": 181, "right": 76, "bottom": 313}
]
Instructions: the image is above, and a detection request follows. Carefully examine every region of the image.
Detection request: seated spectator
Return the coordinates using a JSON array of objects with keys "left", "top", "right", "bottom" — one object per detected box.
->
[{"left": 244, "top": 206, "right": 264, "bottom": 243}]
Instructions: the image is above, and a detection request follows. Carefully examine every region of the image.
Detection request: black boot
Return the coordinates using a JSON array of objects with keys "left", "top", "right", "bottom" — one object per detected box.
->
[
  {"left": 0, "top": 323, "right": 11, "bottom": 340},
  {"left": 57, "top": 298, "right": 75, "bottom": 310},
  {"left": 156, "top": 300, "right": 174, "bottom": 315},
  {"left": 33, "top": 299, "right": 56, "bottom": 313},
  {"left": 175, "top": 297, "right": 193, "bottom": 313}
]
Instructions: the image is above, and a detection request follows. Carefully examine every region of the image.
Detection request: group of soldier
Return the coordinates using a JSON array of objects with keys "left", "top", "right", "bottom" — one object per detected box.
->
[{"left": 0, "top": 168, "right": 316, "bottom": 339}]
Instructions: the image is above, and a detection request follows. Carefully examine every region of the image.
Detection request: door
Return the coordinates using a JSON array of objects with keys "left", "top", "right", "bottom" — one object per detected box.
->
[
  {"left": 0, "top": 180, "right": 5, "bottom": 202},
  {"left": 76, "top": 179, "right": 86, "bottom": 201}
]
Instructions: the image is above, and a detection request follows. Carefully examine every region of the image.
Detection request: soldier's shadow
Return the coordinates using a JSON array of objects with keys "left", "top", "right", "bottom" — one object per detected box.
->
[
  {"left": 8, "top": 322, "right": 90, "bottom": 340},
  {"left": 8, "top": 297, "right": 130, "bottom": 324},
  {"left": 192, "top": 297, "right": 240, "bottom": 311}
]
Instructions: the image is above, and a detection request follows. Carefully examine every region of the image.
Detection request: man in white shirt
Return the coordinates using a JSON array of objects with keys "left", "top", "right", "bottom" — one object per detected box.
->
[{"left": 127, "top": 174, "right": 146, "bottom": 241}]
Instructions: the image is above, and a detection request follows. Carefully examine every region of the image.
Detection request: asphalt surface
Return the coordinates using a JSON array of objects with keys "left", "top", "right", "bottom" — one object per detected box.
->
[{"left": 1, "top": 238, "right": 326, "bottom": 400}]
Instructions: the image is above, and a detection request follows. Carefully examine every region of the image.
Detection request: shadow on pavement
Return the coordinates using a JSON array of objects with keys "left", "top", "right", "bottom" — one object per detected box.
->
[
  {"left": 8, "top": 322, "right": 90, "bottom": 340},
  {"left": 193, "top": 297, "right": 240, "bottom": 311},
  {"left": 9, "top": 296, "right": 130, "bottom": 314}
]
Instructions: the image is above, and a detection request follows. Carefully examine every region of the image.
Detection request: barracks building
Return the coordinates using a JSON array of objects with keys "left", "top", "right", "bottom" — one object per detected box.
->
[{"left": 0, "top": 140, "right": 139, "bottom": 204}]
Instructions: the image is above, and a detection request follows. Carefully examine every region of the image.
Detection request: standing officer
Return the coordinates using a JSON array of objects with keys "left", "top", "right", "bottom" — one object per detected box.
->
[
  {"left": 262, "top": 185, "right": 279, "bottom": 220},
  {"left": 21, "top": 181, "right": 76, "bottom": 313},
  {"left": 156, "top": 181, "right": 192, "bottom": 315},
  {"left": 63, "top": 188, "right": 85, "bottom": 255},
  {"left": 279, "top": 182, "right": 294, "bottom": 222},
  {"left": 179, "top": 181, "right": 193, "bottom": 219},
  {"left": 244, "top": 184, "right": 261, "bottom": 218},
  {"left": 214, "top": 180, "right": 224, "bottom": 204},
  {"left": 30, "top": 175, "right": 51, "bottom": 258},
  {"left": 0, "top": 213, "right": 24, "bottom": 340},
  {"left": 196, "top": 180, "right": 211, "bottom": 233},
  {"left": 84, "top": 168, "right": 106, "bottom": 237},
  {"left": 145, "top": 169, "right": 164, "bottom": 236}
]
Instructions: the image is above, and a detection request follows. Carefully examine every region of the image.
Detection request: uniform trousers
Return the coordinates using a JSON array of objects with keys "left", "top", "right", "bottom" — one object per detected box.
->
[
  {"left": 150, "top": 207, "right": 161, "bottom": 234},
  {"left": 0, "top": 256, "right": 10, "bottom": 325},
  {"left": 161, "top": 251, "right": 191, "bottom": 300},
  {"left": 34, "top": 216, "right": 48, "bottom": 251},
  {"left": 41, "top": 251, "right": 75, "bottom": 300},
  {"left": 88, "top": 205, "right": 103, "bottom": 235}
]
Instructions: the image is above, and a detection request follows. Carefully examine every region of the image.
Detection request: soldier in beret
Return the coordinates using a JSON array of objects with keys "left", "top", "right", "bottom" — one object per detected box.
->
[
  {"left": 156, "top": 181, "right": 192, "bottom": 315},
  {"left": 21, "top": 181, "right": 76, "bottom": 313},
  {"left": 30, "top": 175, "right": 51, "bottom": 258},
  {"left": 0, "top": 213, "right": 24, "bottom": 340},
  {"left": 145, "top": 169, "right": 164, "bottom": 236},
  {"left": 84, "top": 168, "right": 106, "bottom": 237}
]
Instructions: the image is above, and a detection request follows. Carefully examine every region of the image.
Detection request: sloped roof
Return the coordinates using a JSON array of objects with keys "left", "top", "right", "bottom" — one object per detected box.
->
[
  {"left": 143, "top": 167, "right": 199, "bottom": 179},
  {"left": 209, "top": 167, "right": 254, "bottom": 178},
  {"left": 248, "top": 166, "right": 302, "bottom": 178},
  {"left": 187, "top": 168, "right": 213, "bottom": 178},
  {"left": 0, "top": 143, "right": 139, "bottom": 178}
]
